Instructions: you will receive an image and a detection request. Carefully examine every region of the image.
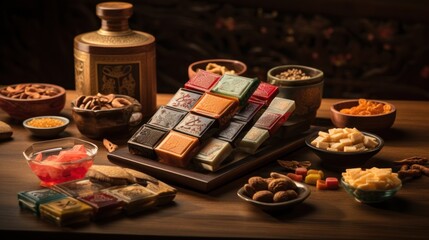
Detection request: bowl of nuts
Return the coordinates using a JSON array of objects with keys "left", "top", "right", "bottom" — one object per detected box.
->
[
  {"left": 267, "top": 65, "right": 324, "bottom": 129},
  {"left": 237, "top": 172, "right": 310, "bottom": 211},
  {"left": 188, "top": 59, "right": 247, "bottom": 79},
  {"left": 0, "top": 83, "right": 66, "bottom": 121},
  {"left": 71, "top": 93, "right": 142, "bottom": 139}
]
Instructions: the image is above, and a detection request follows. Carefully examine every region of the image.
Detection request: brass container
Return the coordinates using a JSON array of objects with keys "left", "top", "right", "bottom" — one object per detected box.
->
[{"left": 74, "top": 2, "right": 157, "bottom": 118}]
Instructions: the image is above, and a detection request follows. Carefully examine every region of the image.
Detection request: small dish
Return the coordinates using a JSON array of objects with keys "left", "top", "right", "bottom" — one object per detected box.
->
[
  {"left": 23, "top": 137, "right": 98, "bottom": 187},
  {"left": 23, "top": 116, "right": 69, "bottom": 138},
  {"left": 188, "top": 59, "right": 247, "bottom": 79},
  {"left": 237, "top": 181, "right": 310, "bottom": 211},
  {"left": 330, "top": 99, "right": 396, "bottom": 132},
  {"left": 305, "top": 131, "right": 384, "bottom": 171},
  {"left": 341, "top": 177, "right": 401, "bottom": 203}
]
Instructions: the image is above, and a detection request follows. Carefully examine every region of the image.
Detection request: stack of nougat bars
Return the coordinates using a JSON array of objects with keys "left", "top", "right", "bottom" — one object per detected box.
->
[{"left": 128, "top": 69, "right": 296, "bottom": 172}]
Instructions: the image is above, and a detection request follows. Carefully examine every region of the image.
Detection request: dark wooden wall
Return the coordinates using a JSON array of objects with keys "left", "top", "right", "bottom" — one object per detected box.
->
[{"left": 2, "top": 0, "right": 429, "bottom": 100}]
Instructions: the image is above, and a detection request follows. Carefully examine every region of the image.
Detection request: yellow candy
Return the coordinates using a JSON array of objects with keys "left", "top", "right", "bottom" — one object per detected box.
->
[
  {"left": 307, "top": 169, "right": 324, "bottom": 179},
  {"left": 305, "top": 173, "right": 322, "bottom": 185}
]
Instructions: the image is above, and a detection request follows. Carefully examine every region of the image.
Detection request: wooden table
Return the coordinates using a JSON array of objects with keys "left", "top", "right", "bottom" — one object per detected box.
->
[{"left": 1, "top": 91, "right": 428, "bottom": 239}]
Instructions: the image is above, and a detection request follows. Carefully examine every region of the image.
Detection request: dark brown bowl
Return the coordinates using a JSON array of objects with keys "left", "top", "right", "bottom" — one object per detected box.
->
[
  {"left": 305, "top": 131, "right": 384, "bottom": 171},
  {"left": 330, "top": 99, "right": 396, "bottom": 132},
  {"left": 71, "top": 94, "right": 143, "bottom": 139},
  {"left": 188, "top": 59, "right": 247, "bottom": 79},
  {"left": 0, "top": 83, "right": 66, "bottom": 121}
]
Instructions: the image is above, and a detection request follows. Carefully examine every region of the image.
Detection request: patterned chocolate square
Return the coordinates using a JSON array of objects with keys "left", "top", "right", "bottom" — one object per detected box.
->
[
  {"left": 174, "top": 113, "right": 217, "bottom": 140},
  {"left": 250, "top": 82, "right": 279, "bottom": 104},
  {"left": 147, "top": 106, "right": 187, "bottom": 131},
  {"left": 184, "top": 69, "right": 221, "bottom": 92},
  {"left": 167, "top": 88, "right": 202, "bottom": 112},
  {"left": 254, "top": 111, "right": 283, "bottom": 135},
  {"left": 128, "top": 124, "right": 168, "bottom": 159},
  {"left": 210, "top": 74, "right": 260, "bottom": 106}
]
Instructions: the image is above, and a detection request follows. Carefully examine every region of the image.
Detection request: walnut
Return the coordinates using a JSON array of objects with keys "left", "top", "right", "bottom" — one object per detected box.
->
[
  {"left": 268, "top": 178, "right": 297, "bottom": 193},
  {"left": 248, "top": 176, "right": 268, "bottom": 191},
  {"left": 242, "top": 184, "right": 256, "bottom": 198},
  {"left": 252, "top": 190, "right": 273, "bottom": 203}
]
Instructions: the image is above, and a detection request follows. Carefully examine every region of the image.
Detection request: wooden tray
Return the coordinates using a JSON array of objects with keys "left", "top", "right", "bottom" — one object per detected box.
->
[{"left": 107, "top": 125, "right": 315, "bottom": 192}]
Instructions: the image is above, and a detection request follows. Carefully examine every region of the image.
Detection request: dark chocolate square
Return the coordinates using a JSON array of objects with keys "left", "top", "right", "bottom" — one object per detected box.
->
[
  {"left": 233, "top": 100, "right": 263, "bottom": 122},
  {"left": 216, "top": 120, "right": 247, "bottom": 146},
  {"left": 128, "top": 124, "right": 168, "bottom": 159},
  {"left": 174, "top": 113, "right": 218, "bottom": 141}
]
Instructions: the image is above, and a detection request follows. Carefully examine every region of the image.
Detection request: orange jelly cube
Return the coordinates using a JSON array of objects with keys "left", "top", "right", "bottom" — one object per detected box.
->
[{"left": 154, "top": 131, "right": 200, "bottom": 168}]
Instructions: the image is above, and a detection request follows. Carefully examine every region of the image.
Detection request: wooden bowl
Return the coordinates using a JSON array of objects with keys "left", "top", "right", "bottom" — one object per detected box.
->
[
  {"left": 0, "top": 83, "right": 66, "bottom": 121},
  {"left": 330, "top": 99, "right": 396, "bottom": 132},
  {"left": 188, "top": 59, "right": 247, "bottom": 79}
]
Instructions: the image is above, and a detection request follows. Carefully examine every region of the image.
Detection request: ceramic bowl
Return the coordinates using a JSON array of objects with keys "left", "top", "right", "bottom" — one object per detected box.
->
[
  {"left": 188, "top": 59, "right": 247, "bottom": 79},
  {"left": 330, "top": 99, "right": 396, "bottom": 132},
  {"left": 266, "top": 65, "right": 324, "bottom": 130},
  {"left": 305, "top": 131, "right": 384, "bottom": 171},
  {"left": 341, "top": 177, "right": 402, "bottom": 203},
  {"left": 23, "top": 137, "right": 98, "bottom": 187},
  {"left": 71, "top": 94, "right": 143, "bottom": 139},
  {"left": 0, "top": 83, "right": 66, "bottom": 121},
  {"left": 237, "top": 181, "right": 310, "bottom": 211},
  {"left": 23, "top": 116, "right": 69, "bottom": 138}
]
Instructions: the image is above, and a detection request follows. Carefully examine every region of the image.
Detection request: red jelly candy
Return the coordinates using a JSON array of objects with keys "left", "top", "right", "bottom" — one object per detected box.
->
[
  {"left": 295, "top": 167, "right": 308, "bottom": 177},
  {"left": 326, "top": 177, "right": 339, "bottom": 190},
  {"left": 286, "top": 173, "right": 303, "bottom": 182}
]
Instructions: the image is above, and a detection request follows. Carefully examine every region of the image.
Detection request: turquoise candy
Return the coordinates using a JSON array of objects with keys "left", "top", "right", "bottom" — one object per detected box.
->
[{"left": 211, "top": 74, "right": 260, "bottom": 106}]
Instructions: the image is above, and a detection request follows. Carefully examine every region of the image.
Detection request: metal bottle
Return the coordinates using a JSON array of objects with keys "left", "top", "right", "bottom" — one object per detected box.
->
[{"left": 74, "top": 2, "right": 157, "bottom": 117}]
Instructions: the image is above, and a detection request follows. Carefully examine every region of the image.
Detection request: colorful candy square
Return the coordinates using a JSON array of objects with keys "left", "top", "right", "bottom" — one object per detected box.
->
[
  {"left": 210, "top": 74, "right": 260, "bottom": 106},
  {"left": 184, "top": 69, "right": 221, "bottom": 92},
  {"left": 191, "top": 92, "right": 239, "bottom": 127},
  {"left": 154, "top": 130, "right": 200, "bottom": 168}
]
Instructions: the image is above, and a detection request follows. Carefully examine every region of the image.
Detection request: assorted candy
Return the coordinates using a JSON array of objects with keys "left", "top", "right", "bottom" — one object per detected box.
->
[{"left": 128, "top": 69, "right": 298, "bottom": 172}]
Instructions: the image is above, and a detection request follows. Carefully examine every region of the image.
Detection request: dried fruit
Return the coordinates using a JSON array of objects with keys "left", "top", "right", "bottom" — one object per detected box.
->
[{"left": 277, "top": 160, "right": 311, "bottom": 171}]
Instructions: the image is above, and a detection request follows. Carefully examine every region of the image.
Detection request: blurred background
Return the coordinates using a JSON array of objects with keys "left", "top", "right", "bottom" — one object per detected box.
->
[{"left": 2, "top": 0, "right": 429, "bottom": 99}]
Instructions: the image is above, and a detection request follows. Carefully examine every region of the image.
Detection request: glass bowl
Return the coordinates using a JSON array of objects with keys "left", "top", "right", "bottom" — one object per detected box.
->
[
  {"left": 341, "top": 177, "right": 402, "bottom": 203},
  {"left": 23, "top": 116, "right": 69, "bottom": 138},
  {"left": 23, "top": 137, "right": 98, "bottom": 187}
]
